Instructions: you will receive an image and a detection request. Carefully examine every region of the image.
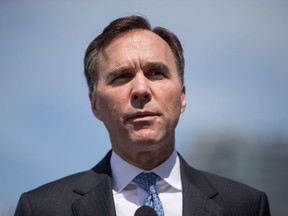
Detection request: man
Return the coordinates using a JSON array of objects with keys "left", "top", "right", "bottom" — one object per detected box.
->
[{"left": 15, "top": 15, "right": 270, "bottom": 216}]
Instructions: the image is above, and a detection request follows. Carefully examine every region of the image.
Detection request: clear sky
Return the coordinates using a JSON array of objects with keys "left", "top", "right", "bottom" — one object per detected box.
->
[{"left": 0, "top": 0, "right": 287, "bottom": 214}]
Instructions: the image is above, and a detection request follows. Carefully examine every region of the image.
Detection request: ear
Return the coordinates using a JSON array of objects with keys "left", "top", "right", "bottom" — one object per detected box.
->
[
  {"left": 180, "top": 85, "right": 186, "bottom": 113},
  {"left": 89, "top": 92, "right": 103, "bottom": 121}
]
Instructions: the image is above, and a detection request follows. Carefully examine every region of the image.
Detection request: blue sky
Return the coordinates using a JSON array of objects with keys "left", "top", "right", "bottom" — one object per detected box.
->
[{"left": 0, "top": 0, "right": 288, "bottom": 214}]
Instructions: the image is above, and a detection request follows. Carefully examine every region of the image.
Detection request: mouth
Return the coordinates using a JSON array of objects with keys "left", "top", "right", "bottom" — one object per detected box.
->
[{"left": 126, "top": 111, "right": 160, "bottom": 122}]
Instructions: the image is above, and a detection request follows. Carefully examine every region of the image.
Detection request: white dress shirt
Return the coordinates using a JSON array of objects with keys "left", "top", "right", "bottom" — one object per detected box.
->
[{"left": 111, "top": 150, "right": 183, "bottom": 216}]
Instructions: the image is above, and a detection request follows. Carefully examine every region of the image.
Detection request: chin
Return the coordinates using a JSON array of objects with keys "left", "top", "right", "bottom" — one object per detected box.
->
[
  {"left": 130, "top": 135, "right": 164, "bottom": 147},
  {"left": 127, "top": 126, "right": 174, "bottom": 147}
]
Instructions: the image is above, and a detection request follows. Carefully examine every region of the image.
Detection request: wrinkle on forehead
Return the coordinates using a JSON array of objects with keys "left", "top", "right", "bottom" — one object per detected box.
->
[
  {"left": 100, "top": 30, "right": 171, "bottom": 61},
  {"left": 97, "top": 29, "right": 177, "bottom": 79}
]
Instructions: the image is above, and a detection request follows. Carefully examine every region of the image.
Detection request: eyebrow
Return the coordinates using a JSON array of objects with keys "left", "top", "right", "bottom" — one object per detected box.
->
[
  {"left": 106, "top": 66, "right": 131, "bottom": 84},
  {"left": 105, "top": 61, "right": 170, "bottom": 84},
  {"left": 142, "top": 61, "right": 170, "bottom": 73}
]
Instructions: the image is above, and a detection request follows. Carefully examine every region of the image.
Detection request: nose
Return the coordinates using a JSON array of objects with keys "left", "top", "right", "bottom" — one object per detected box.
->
[{"left": 131, "top": 74, "right": 151, "bottom": 108}]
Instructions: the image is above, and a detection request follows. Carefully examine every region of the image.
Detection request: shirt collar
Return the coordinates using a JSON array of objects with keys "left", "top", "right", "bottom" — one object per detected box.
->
[{"left": 110, "top": 149, "right": 182, "bottom": 193}]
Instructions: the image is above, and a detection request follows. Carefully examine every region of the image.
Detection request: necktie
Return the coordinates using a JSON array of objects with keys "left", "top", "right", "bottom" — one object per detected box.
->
[{"left": 133, "top": 172, "right": 164, "bottom": 216}]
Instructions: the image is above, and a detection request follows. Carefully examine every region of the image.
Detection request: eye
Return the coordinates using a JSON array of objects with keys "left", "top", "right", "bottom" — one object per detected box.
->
[
  {"left": 146, "top": 69, "right": 166, "bottom": 80},
  {"left": 111, "top": 72, "right": 133, "bottom": 84}
]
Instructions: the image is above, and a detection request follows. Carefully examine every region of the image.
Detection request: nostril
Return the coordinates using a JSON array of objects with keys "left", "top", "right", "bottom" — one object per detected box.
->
[
  {"left": 132, "top": 93, "right": 150, "bottom": 100},
  {"left": 131, "top": 91, "right": 151, "bottom": 108},
  {"left": 133, "top": 94, "right": 139, "bottom": 100}
]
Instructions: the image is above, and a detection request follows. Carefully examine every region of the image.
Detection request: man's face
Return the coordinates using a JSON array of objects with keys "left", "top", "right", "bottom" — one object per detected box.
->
[{"left": 90, "top": 30, "right": 186, "bottom": 161}]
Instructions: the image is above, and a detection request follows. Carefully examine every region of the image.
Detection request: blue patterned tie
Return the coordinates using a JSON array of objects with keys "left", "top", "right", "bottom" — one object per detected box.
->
[{"left": 133, "top": 172, "right": 164, "bottom": 216}]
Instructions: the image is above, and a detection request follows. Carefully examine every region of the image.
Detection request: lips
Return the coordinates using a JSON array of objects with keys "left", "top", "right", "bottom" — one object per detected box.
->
[{"left": 126, "top": 111, "right": 160, "bottom": 122}]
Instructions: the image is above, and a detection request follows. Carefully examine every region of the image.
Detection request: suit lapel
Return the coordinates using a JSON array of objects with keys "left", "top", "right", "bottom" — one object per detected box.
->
[
  {"left": 70, "top": 151, "right": 223, "bottom": 216},
  {"left": 179, "top": 154, "right": 224, "bottom": 216},
  {"left": 71, "top": 151, "right": 116, "bottom": 216},
  {"left": 71, "top": 175, "right": 116, "bottom": 216}
]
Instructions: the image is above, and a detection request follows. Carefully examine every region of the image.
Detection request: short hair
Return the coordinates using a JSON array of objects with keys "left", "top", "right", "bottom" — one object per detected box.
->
[{"left": 84, "top": 15, "right": 184, "bottom": 92}]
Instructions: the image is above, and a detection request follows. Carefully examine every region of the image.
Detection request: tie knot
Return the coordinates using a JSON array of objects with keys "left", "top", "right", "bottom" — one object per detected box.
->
[{"left": 133, "top": 172, "right": 161, "bottom": 192}]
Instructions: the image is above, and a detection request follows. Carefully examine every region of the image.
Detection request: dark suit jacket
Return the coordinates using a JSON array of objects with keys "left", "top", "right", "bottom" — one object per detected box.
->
[{"left": 15, "top": 151, "right": 270, "bottom": 216}]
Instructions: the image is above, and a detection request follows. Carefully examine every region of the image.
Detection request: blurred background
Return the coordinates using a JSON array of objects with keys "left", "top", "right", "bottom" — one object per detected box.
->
[{"left": 0, "top": 0, "right": 287, "bottom": 215}]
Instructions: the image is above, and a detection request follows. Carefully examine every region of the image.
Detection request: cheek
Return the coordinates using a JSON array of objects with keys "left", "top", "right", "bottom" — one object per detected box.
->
[
  {"left": 96, "top": 93, "right": 111, "bottom": 117},
  {"left": 163, "top": 93, "right": 184, "bottom": 119},
  {"left": 161, "top": 87, "right": 183, "bottom": 106},
  {"left": 97, "top": 91, "right": 126, "bottom": 119}
]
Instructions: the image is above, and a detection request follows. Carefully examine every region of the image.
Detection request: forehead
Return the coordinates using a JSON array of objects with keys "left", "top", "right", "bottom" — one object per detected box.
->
[
  {"left": 109, "top": 29, "right": 169, "bottom": 49},
  {"left": 99, "top": 29, "right": 175, "bottom": 63}
]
